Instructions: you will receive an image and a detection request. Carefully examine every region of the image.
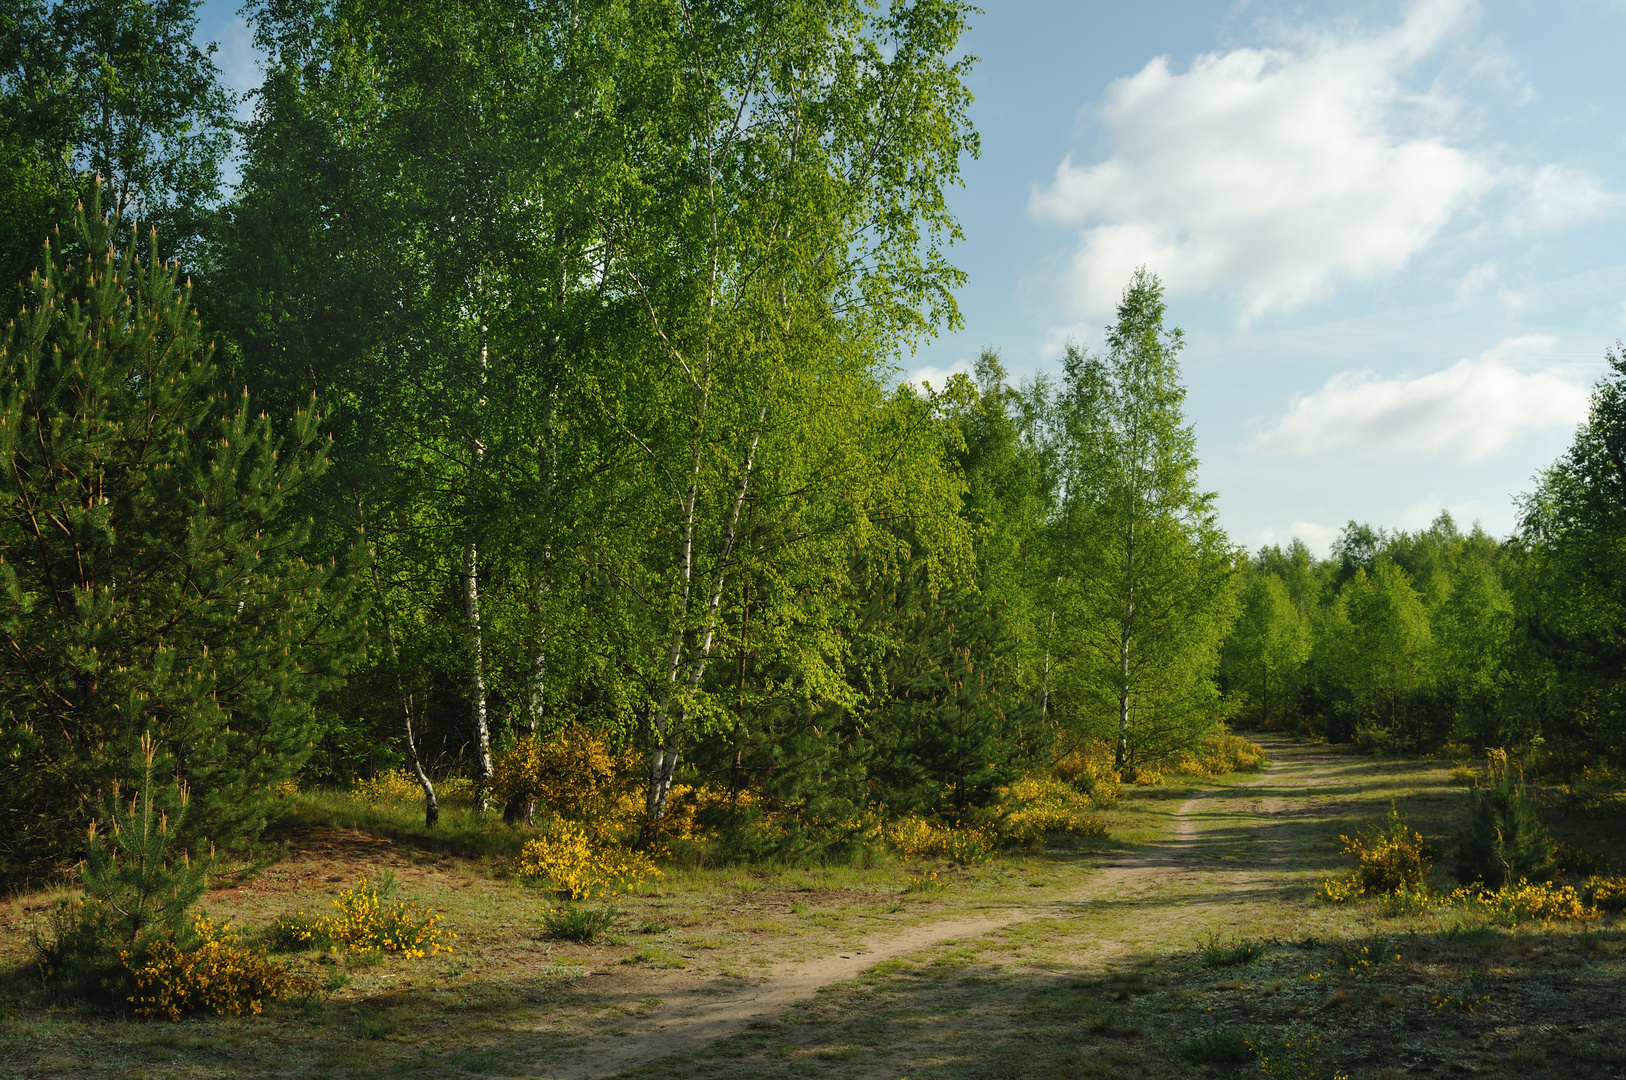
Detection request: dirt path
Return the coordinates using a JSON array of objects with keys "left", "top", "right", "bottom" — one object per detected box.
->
[{"left": 528, "top": 740, "right": 1324, "bottom": 1080}]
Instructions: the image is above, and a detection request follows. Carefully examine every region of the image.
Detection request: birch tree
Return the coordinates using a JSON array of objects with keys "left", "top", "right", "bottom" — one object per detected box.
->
[
  {"left": 1048, "top": 270, "right": 1236, "bottom": 772},
  {"left": 574, "top": 0, "right": 976, "bottom": 823}
]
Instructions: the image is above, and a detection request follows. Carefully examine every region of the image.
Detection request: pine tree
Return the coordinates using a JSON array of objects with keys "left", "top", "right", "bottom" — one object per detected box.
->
[
  {"left": 81, "top": 732, "right": 212, "bottom": 952},
  {"left": 0, "top": 184, "right": 361, "bottom": 883},
  {"left": 1455, "top": 749, "right": 1555, "bottom": 888}
]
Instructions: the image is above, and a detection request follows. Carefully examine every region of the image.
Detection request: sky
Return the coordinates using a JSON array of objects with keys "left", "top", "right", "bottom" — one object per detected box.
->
[{"left": 194, "top": 0, "right": 1626, "bottom": 555}]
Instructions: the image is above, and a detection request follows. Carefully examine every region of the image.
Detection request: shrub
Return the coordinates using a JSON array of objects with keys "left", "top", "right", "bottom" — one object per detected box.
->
[
  {"left": 1200, "top": 932, "right": 1261, "bottom": 968},
  {"left": 32, "top": 737, "right": 214, "bottom": 994},
  {"left": 513, "top": 820, "right": 660, "bottom": 899},
  {"left": 1582, "top": 874, "right": 1626, "bottom": 912},
  {"left": 1455, "top": 749, "right": 1555, "bottom": 889},
  {"left": 1177, "top": 1028, "right": 1255, "bottom": 1065},
  {"left": 124, "top": 913, "right": 312, "bottom": 1020},
  {"left": 281, "top": 874, "right": 453, "bottom": 957},
  {"left": 541, "top": 904, "right": 619, "bottom": 942},
  {"left": 1052, "top": 740, "right": 1121, "bottom": 806},
  {"left": 884, "top": 816, "right": 992, "bottom": 864},
  {"left": 1321, "top": 806, "right": 1431, "bottom": 901},
  {"left": 990, "top": 776, "right": 1106, "bottom": 846},
  {"left": 351, "top": 770, "right": 424, "bottom": 807},
  {"left": 1469, "top": 880, "right": 1596, "bottom": 924},
  {"left": 491, "top": 724, "right": 644, "bottom": 834},
  {"left": 1252, "top": 1027, "right": 1348, "bottom": 1080},
  {"left": 1171, "top": 732, "right": 1268, "bottom": 777}
]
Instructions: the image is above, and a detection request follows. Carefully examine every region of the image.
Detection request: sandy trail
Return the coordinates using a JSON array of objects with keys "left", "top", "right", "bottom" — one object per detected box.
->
[{"left": 526, "top": 739, "right": 1328, "bottom": 1080}]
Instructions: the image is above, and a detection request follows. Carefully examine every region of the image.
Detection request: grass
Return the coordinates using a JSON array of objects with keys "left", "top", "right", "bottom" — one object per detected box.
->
[{"left": 1, "top": 738, "right": 1623, "bottom": 1079}]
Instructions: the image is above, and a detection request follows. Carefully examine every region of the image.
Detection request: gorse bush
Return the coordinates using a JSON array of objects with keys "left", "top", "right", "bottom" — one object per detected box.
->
[
  {"left": 492, "top": 724, "right": 644, "bottom": 833},
  {"left": 1052, "top": 739, "right": 1122, "bottom": 806},
  {"left": 1466, "top": 880, "right": 1596, "bottom": 924},
  {"left": 990, "top": 776, "right": 1106, "bottom": 846},
  {"left": 279, "top": 874, "right": 453, "bottom": 957},
  {"left": 513, "top": 821, "right": 660, "bottom": 899},
  {"left": 1321, "top": 806, "right": 1432, "bottom": 901},
  {"left": 885, "top": 816, "right": 993, "bottom": 864},
  {"left": 1456, "top": 749, "right": 1555, "bottom": 888},
  {"left": 1170, "top": 732, "right": 1268, "bottom": 777},
  {"left": 124, "top": 913, "right": 312, "bottom": 1020},
  {"left": 1582, "top": 874, "right": 1626, "bottom": 912}
]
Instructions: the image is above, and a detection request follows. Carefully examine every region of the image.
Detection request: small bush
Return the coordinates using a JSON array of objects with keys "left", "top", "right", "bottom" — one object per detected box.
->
[
  {"left": 1252, "top": 1027, "right": 1348, "bottom": 1080},
  {"left": 542, "top": 904, "right": 619, "bottom": 942},
  {"left": 1468, "top": 880, "right": 1596, "bottom": 924},
  {"left": 1582, "top": 874, "right": 1626, "bottom": 912},
  {"left": 990, "top": 776, "right": 1107, "bottom": 846},
  {"left": 281, "top": 875, "right": 454, "bottom": 957},
  {"left": 124, "top": 914, "right": 313, "bottom": 1020},
  {"left": 490, "top": 724, "right": 645, "bottom": 835},
  {"left": 1171, "top": 732, "right": 1268, "bottom": 777},
  {"left": 1052, "top": 740, "right": 1122, "bottom": 806},
  {"left": 1328, "top": 937, "right": 1399, "bottom": 973},
  {"left": 1321, "top": 806, "right": 1431, "bottom": 901},
  {"left": 513, "top": 820, "right": 661, "bottom": 899},
  {"left": 1177, "top": 1027, "right": 1256, "bottom": 1065},
  {"left": 885, "top": 816, "right": 992, "bottom": 865},
  {"left": 1456, "top": 749, "right": 1555, "bottom": 889},
  {"left": 1200, "top": 932, "right": 1262, "bottom": 968}
]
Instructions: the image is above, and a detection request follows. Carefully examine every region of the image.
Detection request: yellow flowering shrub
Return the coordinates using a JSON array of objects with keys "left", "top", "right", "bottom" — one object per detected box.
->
[
  {"left": 513, "top": 820, "right": 661, "bottom": 899},
  {"left": 1583, "top": 874, "right": 1626, "bottom": 912},
  {"left": 1466, "top": 880, "right": 1597, "bottom": 923},
  {"left": 124, "top": 914, "right": 311, "bottom": 1020},
  {"left": 281, "top": 875, "right": 453, "bottom": 957},
  {"left": 885, "top": 816, "right": 993, "bottom": 864},
  {"left": 491, "top": 724, "right": 644, "bottom": 840},
  {"left": 1170, "top": 732, "right": 1268, "bottom": 777},
  {"left": 1052, "top": 739, "right": 1121, "bottom": 806},
  {"left": 1321, "top": 807, "right": 1431, "bottom": 901},
  {"left": 351, "top": 769, "right": 423, "bottom": 806},
  {"left": 991, "top": 776, "right": 1107, "bottom": 846}
]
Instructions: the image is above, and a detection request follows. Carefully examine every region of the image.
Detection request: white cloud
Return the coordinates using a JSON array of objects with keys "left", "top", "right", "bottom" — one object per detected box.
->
[
  {"left": 1030, "top": 0, "right": 1493, "bottom": 324},
  {"left": 1252, "top": 335, "right": 1589, "bottom": 460},
  {"left": 1247, "top": 521, "right": 1343, "bottom": 557},
  {"left": 1398, "top": 497, "right": 1489, "bottom": 531},
  {"left": 904, "top": 359, "right": 973, "bottom": 392}
]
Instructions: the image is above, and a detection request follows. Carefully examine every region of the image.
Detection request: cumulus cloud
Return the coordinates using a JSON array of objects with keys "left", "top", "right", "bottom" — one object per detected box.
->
[
  {"left": 1028, "top": 0, "right": 1589, "bottom": 324},
  {"left": 1247, "top": 521, "right": 1344, "bottom": 557},
  {"left": 904, "top": 359, "right": 974, "bottom": 392},
  {"left": 1252, "top": 336, "right": 1590, "bottom": 460}
]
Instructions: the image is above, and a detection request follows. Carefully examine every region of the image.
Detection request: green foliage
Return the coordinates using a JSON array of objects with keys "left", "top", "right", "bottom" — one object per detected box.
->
[
  {"left": 541, "top": 904, "right": 619, "bottom": 943},
  {"left": 1199, "top": 932, "right": 1262, "bottom": 969},
  {"left": 1177, "top": 1027, "right": 1256, "bottom": 1065},
  {"left": 30, "top": 733, "right": 211, "bottom": 997},
  {"left": 0, "top": 188, "right": 359, "bottom": 883},
  {"left": 0, "top": 0, "right": 235, "bottom": 280},
  {"left": 1456, "top": 750, "right": 1555, "bottom": 888},
  {"left": 1044, "top": 270, "right": 1238, "bottom": 771}
]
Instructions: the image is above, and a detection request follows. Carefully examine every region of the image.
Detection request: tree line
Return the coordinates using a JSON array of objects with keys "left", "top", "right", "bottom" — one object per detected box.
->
[{"left": 1, "top": 0, "right": 1621, "bottom": 884}]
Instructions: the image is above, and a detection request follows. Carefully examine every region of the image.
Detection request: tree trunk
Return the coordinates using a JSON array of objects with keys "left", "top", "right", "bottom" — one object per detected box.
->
[
  {"left": 358, "top": 507, "right": 438, "bottom": 827},
  {"left": 465, "top": 320, "right": 493, "bottom": 811},
  {"left": 646, "top": 410, "right": 766, "bottom": 822}
]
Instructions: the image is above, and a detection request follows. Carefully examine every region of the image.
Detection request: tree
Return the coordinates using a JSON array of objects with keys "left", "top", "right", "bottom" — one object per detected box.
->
[
  {"left": 1318, "top": 562, "right": 1435, "bottom": 748},
  {"left": 0, "top": 0, "right": 235, "bottom": 276},
  {"left": 1047, "top": 270, "right": 1237, "bottom": 771},
  {"left": 1224, "top": 570, "right": 1310, "bottom": 728},
  {"left": 0, "top": 189, "right": 358, "bottom": 883}
]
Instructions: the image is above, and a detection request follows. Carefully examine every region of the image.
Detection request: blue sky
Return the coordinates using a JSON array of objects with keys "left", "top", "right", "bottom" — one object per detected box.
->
[{"left": 195, "top": 0, "right": 1626, "bottom": 554}]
